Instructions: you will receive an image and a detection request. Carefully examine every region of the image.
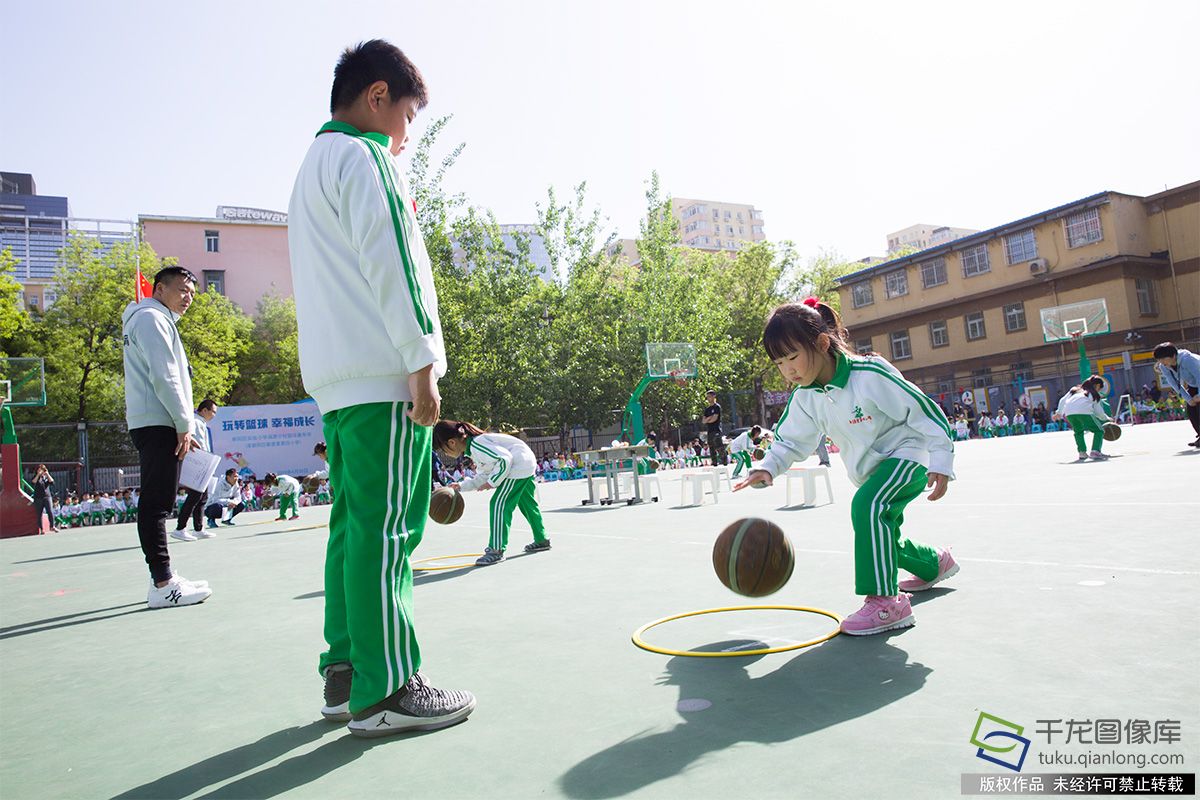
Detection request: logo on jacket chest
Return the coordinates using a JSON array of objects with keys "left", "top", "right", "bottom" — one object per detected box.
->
[{"left": 848, "top": 405, "right": 874, "bottom": 425}]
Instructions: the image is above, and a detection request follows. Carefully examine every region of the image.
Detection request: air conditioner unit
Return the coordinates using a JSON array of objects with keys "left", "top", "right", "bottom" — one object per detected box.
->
[{"left": 1029, "top": 258, "right": 1049, "bottom": 275}]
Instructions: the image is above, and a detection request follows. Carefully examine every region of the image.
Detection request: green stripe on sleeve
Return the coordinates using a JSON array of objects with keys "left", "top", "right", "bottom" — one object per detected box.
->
[{"left": 358, "top": 140, "right": 433, "bottom": 335}]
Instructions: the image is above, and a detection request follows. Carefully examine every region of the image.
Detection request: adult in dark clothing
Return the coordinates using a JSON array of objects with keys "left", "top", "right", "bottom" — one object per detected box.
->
[
  {"left": 31, "top": 464, "right": 59, "bottom": 532},
  {"left": 174, "top": 398, "right": 219, "bottom": 540},
  {"left": 702, "top": 390, "right": 728, "bottom": 466}
]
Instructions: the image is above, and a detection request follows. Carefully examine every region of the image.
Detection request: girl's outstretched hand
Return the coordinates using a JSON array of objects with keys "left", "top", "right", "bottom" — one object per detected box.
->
[
  {"left": 926, "top": 472, "right": 949, "bottom": 501},
  {"left": 733, "top": 470, "right": 773, "bottom": 492}
]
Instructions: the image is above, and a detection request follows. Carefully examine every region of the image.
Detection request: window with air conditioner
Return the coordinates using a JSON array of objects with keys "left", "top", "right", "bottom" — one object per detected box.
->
[{"left": 1004, "top": 229, "right": 1038, "bottom": 264}]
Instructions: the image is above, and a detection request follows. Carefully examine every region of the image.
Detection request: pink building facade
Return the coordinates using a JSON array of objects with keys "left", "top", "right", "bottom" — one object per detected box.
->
[{"left": 139, "top": 206, "right": 292, "bottom": 313}]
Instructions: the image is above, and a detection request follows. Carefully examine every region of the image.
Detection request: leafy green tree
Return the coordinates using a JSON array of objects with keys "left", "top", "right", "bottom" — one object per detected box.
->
[
  {"left": 176, "top": 288, "right": 254, "bottom": 404},
  {"left": 230, "top": 294, "right": 305, "bottom": 404},
  {"left": 31, "top": 238, "right": 166, "bottom": 421},
  {"left": 0, "top": 248, "right": 31, "bottom": 358}
]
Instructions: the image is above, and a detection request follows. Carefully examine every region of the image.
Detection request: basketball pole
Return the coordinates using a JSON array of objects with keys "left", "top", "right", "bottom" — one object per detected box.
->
[{"left": 621, "top": 374, "right": 655, "bottom": 444}]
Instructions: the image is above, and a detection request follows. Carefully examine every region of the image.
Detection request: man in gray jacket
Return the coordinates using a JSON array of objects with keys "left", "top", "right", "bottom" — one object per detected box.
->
[{"left": 122, "top": 266, "right": 212, "bottom": 609}]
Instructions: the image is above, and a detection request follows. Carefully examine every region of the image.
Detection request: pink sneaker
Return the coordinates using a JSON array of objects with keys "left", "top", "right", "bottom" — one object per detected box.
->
[
  {"left": 840, "top": 594, "right": 914, "bottom": 636},
  {"left": 899, "top": 548, "right": 959, "bottom": 592}
]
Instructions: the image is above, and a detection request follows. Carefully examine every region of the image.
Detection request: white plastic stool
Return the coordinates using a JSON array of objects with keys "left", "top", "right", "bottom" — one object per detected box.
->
[
  {"left": 785, "top": 466, "right": 834, "bottom": 507},
  {"left": 618, "top": 471, "right": 662, "bottom": 502},
  {"left": 707, "top": 465, "right": 734, "bottom": 492},
  {"left": 679, "top": 472, "right": 718, "bottom": 506}
]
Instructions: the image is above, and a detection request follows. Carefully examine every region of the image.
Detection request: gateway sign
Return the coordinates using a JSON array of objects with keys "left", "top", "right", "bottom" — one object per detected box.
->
[{"left": 216, "top": 206, "right": 288, "bottom": 223}]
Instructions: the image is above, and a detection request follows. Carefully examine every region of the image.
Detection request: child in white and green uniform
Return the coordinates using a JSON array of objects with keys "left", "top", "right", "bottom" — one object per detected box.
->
[
  {"left": 737, "top": 298, "right": 959, "bottom": 636},
  {"left": 634, "top": 432, "right": 660, "bottom": 474},
  {"left": 1054, "top": 377, "right": 1113, "bottom": 461},
  {"left": 435, "top": 420, "right": 549, "bottom": 566},
  {"left": 728, "top": 425, "right": 762, "bottom": 478},
  {"left": 265, "top": 473, "right": 301, "bottom": 520},
  {"left": 287, "top": 40, "right": 475, "bottom": 738}
]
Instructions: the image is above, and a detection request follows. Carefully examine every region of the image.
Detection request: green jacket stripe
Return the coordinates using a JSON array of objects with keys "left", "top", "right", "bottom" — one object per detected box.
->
[{"left": 359, "top": 140, "right": 433, "bottom": 335}]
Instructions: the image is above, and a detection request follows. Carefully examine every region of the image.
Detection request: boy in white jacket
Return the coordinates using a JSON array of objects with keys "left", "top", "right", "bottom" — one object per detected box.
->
[
  {"left": 1054, "top": 377, "right": 1112, "bottom": 461},
  {"left": 736, "top": 298, "right": 958, "bottom": 636},
  {"left": 286, "top": 39, "right": 473, "bottom": 737},
  {"left": 727, "top": 425, "right": 762, "bottom": 478},
  {"left": 434, "top": 420, "right": 549, "bottom": 566}
]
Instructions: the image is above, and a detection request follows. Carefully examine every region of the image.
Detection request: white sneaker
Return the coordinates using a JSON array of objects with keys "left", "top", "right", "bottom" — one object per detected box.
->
[
  {"left": 196, "top": 529, "right": 217, "bottom": 539},
  {"left": 148, "top": 576, "right": 211, "bottom": 609},
  {"left": 171, "top": 530, "right": 198, "bottom": 542},
  {"left": 171, "top": 572, "right": 209, "bottom": 589}
]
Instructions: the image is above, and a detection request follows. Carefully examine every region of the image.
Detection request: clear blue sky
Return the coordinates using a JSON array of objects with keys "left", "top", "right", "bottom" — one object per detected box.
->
[{"left": 4, "top": 0, "right": 1198, "bottom": 261}]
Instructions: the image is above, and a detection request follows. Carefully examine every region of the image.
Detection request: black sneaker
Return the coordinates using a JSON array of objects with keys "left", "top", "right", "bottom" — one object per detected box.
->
[
  {"left": 321, "top": 663, "right": 353, "bottom": 722},
  {"left": 524, "top": 539, "right": 551, "bottom": 554},
  {"left": 347, "top": 672, "right": 476, "bottom": 738}
]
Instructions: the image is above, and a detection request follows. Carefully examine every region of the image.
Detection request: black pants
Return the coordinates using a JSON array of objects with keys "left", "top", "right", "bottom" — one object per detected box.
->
[
  {"left": 205, "top": 501, "right": 244, "bottom": 521},
  {"left": 34, "top": 497, "right": 55, "bottom": 529},
  {"left": 708, "top": 432, "right": 728, "bottom": 466},
  {"left": 130, "top": 426, "right": 179, "bottom": 584},
  {"left": 176, "top": 489, "right": 208, "bottom": 532},
  {"left": 1187, "top": 387, "right": 1200, "bottom": 436}
]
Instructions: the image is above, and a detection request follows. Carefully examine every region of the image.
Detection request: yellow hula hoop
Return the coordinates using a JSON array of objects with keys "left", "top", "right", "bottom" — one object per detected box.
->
[
  {"left": 632, "top": 605, "right": 843, "bottom": 657},
  {"left": 412, "top": 553, "right": 484, "bottom": 572}
]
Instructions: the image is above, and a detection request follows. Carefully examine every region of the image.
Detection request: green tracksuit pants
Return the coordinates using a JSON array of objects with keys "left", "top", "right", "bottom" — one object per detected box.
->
[
  {"left": 277, "top": 493, "right": 298, "bottom": 518},
  {"left": 1067, "top": 414, "right": 1104, "bottom": 453},
  {"left": 318, "top": 402, "right": 431, "bottom": 713},
  {"left": 731, "top": 451, "right": 752, "bottom": 478},
  {"left": 488, "top": 476, "right": 546, "bottom": 551},
  {"left": 849, "top": 458, "right": 940, "bottom": 597}
]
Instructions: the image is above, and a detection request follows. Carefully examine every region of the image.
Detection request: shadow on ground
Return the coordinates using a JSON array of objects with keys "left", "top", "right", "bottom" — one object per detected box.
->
[
  {"left": 110, "top": 719, "right": 456, "bottom": 799},
  {"left": 559, "top": 634, "right": 928, "bottom": 799}
]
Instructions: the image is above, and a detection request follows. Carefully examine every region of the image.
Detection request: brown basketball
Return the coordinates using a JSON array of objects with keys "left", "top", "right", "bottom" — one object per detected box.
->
[
  {"left": 1103, "top": 422, "right": 1122, "bottom": 441},
  {"left": 753, "top": 448, "right": 766, "bottom": 461},
  {"left": 712, "top": 518, "right": 794, "bottom": 597},
  {"left": 429, "top": 487, "right": 464, "bottom": 524}
]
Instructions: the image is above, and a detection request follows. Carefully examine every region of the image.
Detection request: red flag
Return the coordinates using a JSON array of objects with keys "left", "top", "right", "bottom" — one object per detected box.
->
[{"left": 136, "top": 268, "right": 153, "bottom": 301}]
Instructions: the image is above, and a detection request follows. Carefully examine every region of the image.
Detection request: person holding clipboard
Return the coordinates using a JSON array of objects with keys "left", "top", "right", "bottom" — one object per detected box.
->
[{"left": 121, "top": 266, "right": 213, "bottom": 609}]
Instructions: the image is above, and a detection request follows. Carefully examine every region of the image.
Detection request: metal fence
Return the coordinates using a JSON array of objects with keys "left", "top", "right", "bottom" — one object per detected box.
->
[{"left": 13, "top": 420, "right": 140, "bottom": 497}]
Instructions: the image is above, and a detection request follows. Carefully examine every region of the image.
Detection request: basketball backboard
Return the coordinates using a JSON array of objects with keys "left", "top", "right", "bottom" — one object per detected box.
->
[
  {"left": 1040, "top": 299, "right": 1110, "bottom": 344},
  {"left": 0, "top": 358, "right": 47, "bottom": 408},
  {"left": 645, "top": 342, "right": 697, "bottom": 379}
]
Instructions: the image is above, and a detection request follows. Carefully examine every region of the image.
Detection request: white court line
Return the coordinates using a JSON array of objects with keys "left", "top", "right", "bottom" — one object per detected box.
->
[
  {"left": 939, "top": 502, "right": 1200, "bottom": 507},
  {"left": 959, "top": 556, "right": 1200, "bottom": 576}
]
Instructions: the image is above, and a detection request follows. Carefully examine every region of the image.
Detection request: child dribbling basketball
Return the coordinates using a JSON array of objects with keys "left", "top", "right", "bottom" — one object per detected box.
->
[
  {"left": 433, "top": 420, "right": 550, "bottom": 565},
  {"left": 1053, "top": 377, "right": 1113, "bottom": 461},
  {"left": 728, "top": 425, "right": 763, "bottom": 478},
  {"left": 734, "top": 298, "right": 959, "bottom": 636}
]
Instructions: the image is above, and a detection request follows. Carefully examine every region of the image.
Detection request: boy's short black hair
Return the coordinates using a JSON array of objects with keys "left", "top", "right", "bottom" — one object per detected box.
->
[
  {"left": 225, "top": 468, "right": 238, "bottom": 478},
  {"left": 1153, "top": 342, "right": 1178, "bottom": 359},
  {"left": 153, "top": 266, "right": 197, "bottom": 290},
  {"left": 197, "top": 398, "right": 217, "bottom": 413},
  {"left": 331, "top": 39, "right": 429, "bottom": 113}
]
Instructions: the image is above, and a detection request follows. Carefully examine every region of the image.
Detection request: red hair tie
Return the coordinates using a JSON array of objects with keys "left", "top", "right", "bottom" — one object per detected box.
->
[{"left": 802, "top": 296, "right": 820, "bottom": 308}]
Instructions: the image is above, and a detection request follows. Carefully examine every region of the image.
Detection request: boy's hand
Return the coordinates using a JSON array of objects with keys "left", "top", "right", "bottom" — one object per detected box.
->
[
  {"left": 926, "top": 472, "right": 949, "bottom": 501},
  {"left": 733, "top": 470, "right": 773, "bottom": 492},
  {"left": 407, "top": 365, "right": 441, "bottom": 426}
]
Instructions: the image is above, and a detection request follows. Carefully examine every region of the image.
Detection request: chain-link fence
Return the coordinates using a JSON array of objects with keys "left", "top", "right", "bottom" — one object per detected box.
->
[{"left": 13, "top": 420, "right": 140, "bottom": 499}]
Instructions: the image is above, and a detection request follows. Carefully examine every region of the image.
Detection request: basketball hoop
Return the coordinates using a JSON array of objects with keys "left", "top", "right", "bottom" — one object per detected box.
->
[{"left": 669, "top": 369, "right": 688, "bottom": 388}]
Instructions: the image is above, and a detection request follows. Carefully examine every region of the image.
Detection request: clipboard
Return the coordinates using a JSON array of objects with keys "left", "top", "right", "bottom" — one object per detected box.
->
[{"left": 179, "top": 449, "right": 221, "bottom": 493}]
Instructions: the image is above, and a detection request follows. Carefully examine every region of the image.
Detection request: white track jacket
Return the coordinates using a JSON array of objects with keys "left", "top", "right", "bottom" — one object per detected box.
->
[
  {"left": 461, "top": 434, "right": 537, "bottom": 491},
  {"left": 288, "top": 120, "right": 445, "bottom": 413},
  {"left": 1055, "top": 390, "right": 1110, "bottom": 421},
  {"left": 758, "top": 351, "right": 955, "bottom": 487}
]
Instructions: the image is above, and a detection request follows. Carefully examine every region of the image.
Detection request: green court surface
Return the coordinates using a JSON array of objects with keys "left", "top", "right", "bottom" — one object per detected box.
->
[{"left": 2, "top": 421, "right": 1197, "bottom": 799}]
